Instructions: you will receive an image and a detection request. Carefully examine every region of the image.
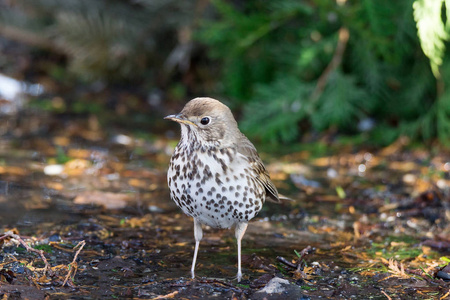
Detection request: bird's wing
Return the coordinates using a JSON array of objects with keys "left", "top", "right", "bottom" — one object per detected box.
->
[{"left": 236, "top": 137, "right": 281, "bottom": 203}]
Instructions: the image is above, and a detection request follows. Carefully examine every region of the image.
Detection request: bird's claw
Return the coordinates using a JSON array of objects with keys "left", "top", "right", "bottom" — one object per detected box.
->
[{"left": 236, "top": 271, "right": 242, "bottom": 283}]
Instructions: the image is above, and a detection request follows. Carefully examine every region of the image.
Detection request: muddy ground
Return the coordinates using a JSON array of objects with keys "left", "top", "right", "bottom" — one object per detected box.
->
[{"left": 0, "top": 111, "right": 449, "bottom": 299}]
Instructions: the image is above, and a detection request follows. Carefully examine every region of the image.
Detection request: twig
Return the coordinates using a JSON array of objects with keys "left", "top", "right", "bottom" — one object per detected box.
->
[
  {"left": 277, "top": 246, "right": 313, "bottom": 270},
  {"left": 63, "top": 240, "right": 86, "bottom": 287},
  {"left": 0, "top": 231, "right": 54, "bottom": 276},
  {"left": 151, "top": 290, "right": 179, "bottom": 299},
  {"left": 297, "top": 246, "right": 313, "bottom": 261},
  {"left": 381, "top": 290, "right": 392, "bottom": 300},
  {"left": 276, "top": 256, "right": 298, "bottom": 269},
  {"left": 310, "top": 27, "right": 350, "bottom": 102}
]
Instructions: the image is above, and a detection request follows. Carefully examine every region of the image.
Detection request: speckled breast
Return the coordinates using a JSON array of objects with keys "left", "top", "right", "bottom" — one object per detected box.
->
[{"left": 167, "top": 144, "right": 265, "bottom": 229}]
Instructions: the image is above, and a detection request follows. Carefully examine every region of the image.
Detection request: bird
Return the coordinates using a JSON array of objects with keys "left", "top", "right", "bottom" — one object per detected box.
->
[{"left": 165, "top": 97, "right": 280, "bottom": 282}]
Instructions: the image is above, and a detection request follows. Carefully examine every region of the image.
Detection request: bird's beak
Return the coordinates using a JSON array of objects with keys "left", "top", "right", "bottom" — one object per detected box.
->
[{"left": 164, "top": 114, "right": 197, "bottom": 127}]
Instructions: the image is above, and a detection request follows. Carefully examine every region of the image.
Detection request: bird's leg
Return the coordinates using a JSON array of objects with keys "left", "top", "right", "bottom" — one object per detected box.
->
[
  {"left": 191, "top": 218, "right": 203, "bottom": 279},
  {"left": 235, "top": 222, "right": 248, "bottom": 282}
]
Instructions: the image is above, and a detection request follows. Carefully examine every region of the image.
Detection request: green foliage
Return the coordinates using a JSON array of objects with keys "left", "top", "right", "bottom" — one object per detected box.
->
[
  {"left": 197, "top": 0, "right": 315, "bottom": 100},
  {"left": 312, "top": 72, "right": 371, "bottom": 132},
  {"left": 198, "top": 0, "right": 450, "bottom": 146},
  {"left": 413, "top": 0, "right": 450, "bottom": 77},
  {"left": 34, "top": 244, "right": 53, "bottom": 253},
  {"left": 2, "top": 0, "right": 450, "bottom": 145},
  {"left": 335, "top": 186, "right": 346, "bottom": 199},
  {"left": 240, "top": 76, "right": 313, "bottom": 143},
  {"left": 55, "top": 146, "right": 71, "bottom": 164}
]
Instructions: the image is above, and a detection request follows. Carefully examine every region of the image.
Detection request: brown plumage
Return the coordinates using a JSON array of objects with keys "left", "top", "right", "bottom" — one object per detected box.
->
[{"left": 165, "top": 97, "right": 280, "bottom": 281}]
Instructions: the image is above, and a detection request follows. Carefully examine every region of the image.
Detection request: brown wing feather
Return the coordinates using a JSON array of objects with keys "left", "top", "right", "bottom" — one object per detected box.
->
[{"left": 236, "top": 136, "right": 281, "bottom": 203}]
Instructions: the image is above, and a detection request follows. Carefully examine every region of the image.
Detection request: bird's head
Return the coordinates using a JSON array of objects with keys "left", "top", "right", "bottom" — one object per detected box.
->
[{"left": 165, "top": 97, "right": 240, "bottom": 147}]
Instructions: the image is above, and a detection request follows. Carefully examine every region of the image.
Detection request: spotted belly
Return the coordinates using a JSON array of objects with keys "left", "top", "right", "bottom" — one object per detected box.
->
[{"left": 167, "top": 148, "right": 265, "bottom": 229}]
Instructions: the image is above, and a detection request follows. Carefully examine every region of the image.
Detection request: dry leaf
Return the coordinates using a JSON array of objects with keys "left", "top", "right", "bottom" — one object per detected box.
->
[{"left": 74, "top": 191, "right": 133, "bottom": 209}]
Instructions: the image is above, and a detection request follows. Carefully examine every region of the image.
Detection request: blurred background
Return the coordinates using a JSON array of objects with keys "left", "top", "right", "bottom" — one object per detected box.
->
[
  {"left": 0, "top": 0, "right": 449, "bottom": 147},
  {"left": 0, "top": 2, "right": 449, "bottom": 297}
]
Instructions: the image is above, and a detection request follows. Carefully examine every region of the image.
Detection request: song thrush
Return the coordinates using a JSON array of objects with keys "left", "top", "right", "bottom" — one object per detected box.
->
[{"left": 165, "top": 97, "right": 280, "bottom": 282}]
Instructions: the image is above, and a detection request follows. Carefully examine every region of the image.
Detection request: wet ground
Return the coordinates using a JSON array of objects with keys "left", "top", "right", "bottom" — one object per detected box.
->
[{"left": 0, "top": 109, "right": 449, "bottom": 299}]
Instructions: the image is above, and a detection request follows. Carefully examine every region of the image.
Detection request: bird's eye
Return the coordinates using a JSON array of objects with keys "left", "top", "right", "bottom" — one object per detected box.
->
[{"left": 200, "top": 117, "right": 210, "bottom": 125}]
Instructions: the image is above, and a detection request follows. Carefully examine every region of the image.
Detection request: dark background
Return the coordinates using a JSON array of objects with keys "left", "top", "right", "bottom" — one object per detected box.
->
[{"left": 0, "top": 0, "right": 449, "bottom": 148}]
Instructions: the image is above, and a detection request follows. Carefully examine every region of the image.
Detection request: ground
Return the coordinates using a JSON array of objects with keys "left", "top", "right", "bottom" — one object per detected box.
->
[{"left": 0, "top": 110, "right": 449, "bottom": 299}]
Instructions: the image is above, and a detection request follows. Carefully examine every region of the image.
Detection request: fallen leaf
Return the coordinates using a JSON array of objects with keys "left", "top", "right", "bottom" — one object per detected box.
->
[{"left": 74, "top": 191, "right": 133, "bottom": 209}]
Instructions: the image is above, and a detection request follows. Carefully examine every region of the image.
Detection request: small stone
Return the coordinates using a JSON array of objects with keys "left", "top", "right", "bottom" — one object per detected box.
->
[
  {"left": 252, "top": 277, "right": 306, "bottom": 300},
  {"left": 48, "top": 234, "right": 61, "bottom": 242},
  {"left": 437, "top": 270, "right": 450, "bottom": 281}
]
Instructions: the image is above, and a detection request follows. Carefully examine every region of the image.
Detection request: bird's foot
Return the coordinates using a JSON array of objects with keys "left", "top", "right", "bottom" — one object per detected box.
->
[{"left": 236, "top": 271, "right": 242, "bottom": 282}]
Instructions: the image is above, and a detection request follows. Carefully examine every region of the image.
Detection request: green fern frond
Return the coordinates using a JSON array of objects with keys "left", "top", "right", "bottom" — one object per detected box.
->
[
  {"left": 312, "top": 72, "right": 369, "bottom": 131},
  {"left": 362, "top": 0, "right": 398, "bottom": 36},
  {"left": 241, "top": 76, "right": 314, "bottom": 143},
  {"left": 413, "top": 0, "right": 450, "bottom": 77},
  {"left": 399, "top": 91, "right": 450, "bottom": 143},
  {"left": 349, "top": 40, "right": 388, "bottom": 103},
  {"left": 356, "top": 0, "right": 410, "bottom": 62},
  {"left": 394, "top": 59, "right": 435, "bottom": 118}
]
